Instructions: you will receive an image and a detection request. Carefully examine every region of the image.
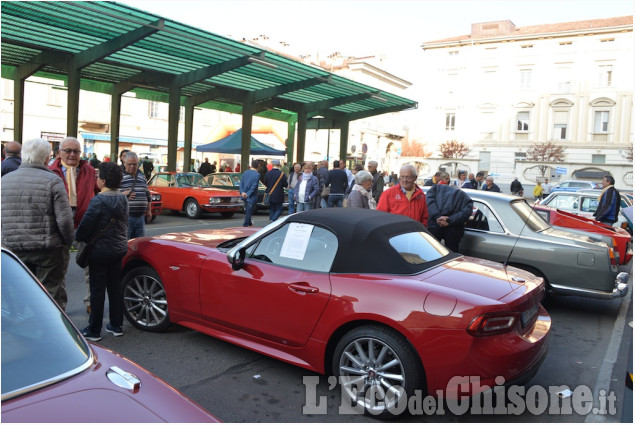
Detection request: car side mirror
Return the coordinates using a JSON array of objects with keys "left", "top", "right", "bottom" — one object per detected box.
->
[{"left": 230, "top": 248, "right": 246, "bottom": 271}]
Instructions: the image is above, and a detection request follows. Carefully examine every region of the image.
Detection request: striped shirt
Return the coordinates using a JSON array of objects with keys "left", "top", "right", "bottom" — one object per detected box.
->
[{"left": 120, "top": 171, "right": 150, "bottom": 217}]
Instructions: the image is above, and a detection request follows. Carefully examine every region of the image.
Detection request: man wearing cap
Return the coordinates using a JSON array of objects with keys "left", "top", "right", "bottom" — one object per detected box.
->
[{"left": 264, "top": 159, "right": 288, "bottom": 221}]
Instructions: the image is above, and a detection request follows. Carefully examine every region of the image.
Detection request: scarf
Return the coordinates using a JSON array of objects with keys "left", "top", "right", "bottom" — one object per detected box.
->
[
  {"left": 302, "top": 171, "right": 313, "bottom": 180},
  {"left": 62, "top": 160, "right": 77, "bottom": 207},
  {"left": 598, "top": 185, "right": 613, "bottom": 201},
  {"left": 353, "top": 184, "right": 377, "bottom": 209}
]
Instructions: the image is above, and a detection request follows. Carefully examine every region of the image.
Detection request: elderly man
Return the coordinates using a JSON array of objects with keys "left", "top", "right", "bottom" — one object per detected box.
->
[
  {"left": 377, "top": 164, "right": 428, "bottom": 227},
  {"left": 120, "top": 151, "right": 152, "bottom": 239},
  {"left": 483, "top": 175, "right": 501, "bottom": 192},
  {"left": 264, "top": 159, "right": 288, "bottom": 222},
  {"left": 594, "top": 175, "right": 621, "bottom": 226},
  {"left": 49, "top": 137, "right": 100, "bottom": 313},
  {"left": 426, "top": 172, "right": 473, "bottom": 251},
  {"left": 1, "top": 141, "right": 22, "bottom": 176},
  {"left": 367, "top": 160, "right": 384, "bottom": 203},
  {"left": 2, "top": 138, "right": 74, "bottom": 309}
]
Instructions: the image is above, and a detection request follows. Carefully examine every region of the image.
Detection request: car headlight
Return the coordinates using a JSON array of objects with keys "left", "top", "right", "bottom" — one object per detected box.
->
[
  {"left": 209, "top": 197, "right": 221, "bottom": 204},
  {"left": 232, "top": 197, "right": 241, "bottom": 203},
  {"left": 151, "top": 194, "right": 161, "bottom": 201}
]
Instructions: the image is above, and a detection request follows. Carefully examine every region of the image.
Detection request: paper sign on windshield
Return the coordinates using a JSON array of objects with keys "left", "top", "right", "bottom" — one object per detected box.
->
[{"left": 280, "top": 223, "right": 314, "bottom": 260}]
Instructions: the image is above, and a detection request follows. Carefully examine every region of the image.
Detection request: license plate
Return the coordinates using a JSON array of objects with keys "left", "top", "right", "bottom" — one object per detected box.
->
[{"left": 521, "top": 304, "right": 539, "bottom": 328}]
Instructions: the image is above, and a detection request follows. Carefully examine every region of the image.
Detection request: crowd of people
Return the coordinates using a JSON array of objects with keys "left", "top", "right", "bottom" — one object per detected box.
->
[{"left": 1, "top": 140, "right": 623, "bottom": 339}]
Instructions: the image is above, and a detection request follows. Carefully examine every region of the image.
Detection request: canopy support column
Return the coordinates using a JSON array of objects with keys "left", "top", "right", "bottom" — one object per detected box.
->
[
  {"left": 241, "top": 100, "right": 254, "bottom": 171},
  {"left": 339, "top": 120, "right": 350, "bottom": 164},
  {"left": 297, "top": 112, "right": 307, "bottom": 163},
  {"left": 12, "top": 63, "right": 43, "bottom": 144},
  {"left": 286, "top": 118, "right": 296, "bottom": 165},
  {"left": 183, "top": 103, "right": 195, "bottom": 172},
  {"left": 167, "top": 84, "right": 180, "bottom": 172},
  {"left": 67, "top": 68, "right": 81, "bottom": 138}
]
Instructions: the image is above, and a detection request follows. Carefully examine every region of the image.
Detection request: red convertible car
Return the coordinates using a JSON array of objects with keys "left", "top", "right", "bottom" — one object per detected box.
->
[
  {"left": 120, "top": 208, "right": 550, "bottom": 416},
  {"left": 1, "top": 248, "right": 217, "bottom": 423},
  {"left": 533, "top": 204, "right": 632, "bottom": 265},
  {"left": 148, "top": 172, "right": 242, "bottom": 219}
]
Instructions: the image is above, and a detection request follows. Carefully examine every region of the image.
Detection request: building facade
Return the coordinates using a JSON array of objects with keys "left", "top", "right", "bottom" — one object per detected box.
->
[{"left": 419, "top": 16, "right": 633, "bottom": 189}]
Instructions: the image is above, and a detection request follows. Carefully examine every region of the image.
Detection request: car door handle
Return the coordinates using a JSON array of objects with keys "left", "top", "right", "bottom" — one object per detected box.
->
[{"left": 288, "top": 283, "right": 319, "bottom": 294}]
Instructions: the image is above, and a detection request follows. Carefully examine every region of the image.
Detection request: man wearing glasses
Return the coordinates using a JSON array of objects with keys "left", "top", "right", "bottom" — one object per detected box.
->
[
  {"left": 50, "top": 137, "right": 100, "bottom": 313},
  {"left": 377, "top": 164, "right": 428, "bottom": 227}
]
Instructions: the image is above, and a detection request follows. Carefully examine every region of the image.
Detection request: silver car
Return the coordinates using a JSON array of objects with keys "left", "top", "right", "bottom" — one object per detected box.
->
[{"left": 458, "top": 190, "right": 628, "bottom": 300}]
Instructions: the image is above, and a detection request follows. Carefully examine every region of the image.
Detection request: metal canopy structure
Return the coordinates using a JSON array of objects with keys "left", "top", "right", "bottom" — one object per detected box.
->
[{"left": 1, "top": 1, "right": 417, "bottom": 170}]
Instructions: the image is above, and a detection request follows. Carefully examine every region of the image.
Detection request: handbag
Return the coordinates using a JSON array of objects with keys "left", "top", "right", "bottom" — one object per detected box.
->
[
  {"left": 321, "top": 186, "right": 330, "bottom": 198},
  {"left": 263, "top": 172, "right": 284, "bottom": 207},
  {"left": 75, "top": 217, "right": 115, "bottom": 268}
]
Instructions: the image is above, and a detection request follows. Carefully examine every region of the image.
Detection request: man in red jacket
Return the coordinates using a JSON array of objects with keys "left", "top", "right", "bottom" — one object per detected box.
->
[
  {"left": 49, "top": 137, "right": 100, "bottom": 313},
  {"left": 377, "top": 164, "right": 428, "bottom": 227}
]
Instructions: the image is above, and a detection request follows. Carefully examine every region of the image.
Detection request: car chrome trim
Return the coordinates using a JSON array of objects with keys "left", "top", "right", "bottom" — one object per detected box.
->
[
  {"left": 106, "top": 366, "right": 142, "bottom": 392},
  {"left": 1, "top": 354, "right": 95, "bottom": 402},
  {"left": 549, "top": 273, "right": 629, "bottom": 299}
]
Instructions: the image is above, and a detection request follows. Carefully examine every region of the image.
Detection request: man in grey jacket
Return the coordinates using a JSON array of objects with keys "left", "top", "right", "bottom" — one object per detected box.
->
[{"left": 1, "top": 138, "right": 74, "bottom": 310}]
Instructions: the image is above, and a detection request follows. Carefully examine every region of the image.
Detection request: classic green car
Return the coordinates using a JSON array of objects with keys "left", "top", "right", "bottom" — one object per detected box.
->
[{"left": 458, "top": 190, "right": 628, "bottom": 300}]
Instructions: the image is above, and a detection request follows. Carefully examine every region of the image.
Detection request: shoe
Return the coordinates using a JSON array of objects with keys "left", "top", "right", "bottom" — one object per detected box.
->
[
  {"left": 106, "top": 323, "right": 123, "bottom": 337},
  {"left": 81, "top": 327, "right": 102, "bottom": 342}
]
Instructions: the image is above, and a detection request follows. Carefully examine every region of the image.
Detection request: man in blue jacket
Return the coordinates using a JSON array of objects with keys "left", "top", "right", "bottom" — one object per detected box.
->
[
  {"left": 594, "top": 175, "right": 621, "bottom": 226},
  {"left": 239, "top": 160, "right": 261, "bottom": 227},
  {"left": 425, "top": 172, "right": 473, "bottom": 252}
]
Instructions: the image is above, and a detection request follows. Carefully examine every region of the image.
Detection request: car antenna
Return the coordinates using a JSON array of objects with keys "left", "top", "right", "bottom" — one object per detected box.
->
[{"left": 503, "top": 198, "right": 537, "bottom": 270}]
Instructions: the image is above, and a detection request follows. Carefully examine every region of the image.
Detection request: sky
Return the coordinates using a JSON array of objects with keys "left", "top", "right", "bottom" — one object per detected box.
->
[{"left": 122, "top": 0, "right": 633, "bottom": 65}]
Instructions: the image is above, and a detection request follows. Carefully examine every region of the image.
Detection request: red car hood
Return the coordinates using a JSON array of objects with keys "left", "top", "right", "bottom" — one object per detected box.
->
[
  {"left": 1, "top": 345, "right": 218, "bottom": 423},
  {"left": 421, "top": 256, "right": 538, "bottom": 301}
]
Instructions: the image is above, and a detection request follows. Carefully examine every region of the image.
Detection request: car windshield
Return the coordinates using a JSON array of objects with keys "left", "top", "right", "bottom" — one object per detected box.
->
[
  {"left": 1, "top": 251, "right": 92, "bottom": 400},
  {"left": 388, "top": 231, "right": 449, "bottom": 264},
  {"left": 511, "top": 199, "right": 551, "bottom": 232},
  {"left": 187, "top": 173, "right": 212, "bottom": 187}
]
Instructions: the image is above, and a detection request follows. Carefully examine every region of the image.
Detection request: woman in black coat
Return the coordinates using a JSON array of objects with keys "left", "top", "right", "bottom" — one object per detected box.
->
[{"left": 76, "top": 162, "right": 129, "bottom": 342}]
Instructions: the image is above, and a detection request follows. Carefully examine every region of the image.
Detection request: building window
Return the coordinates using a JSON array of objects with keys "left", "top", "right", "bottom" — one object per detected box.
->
[
  {"left": 515, "top": 152, "right": 527, "bottom": 162},
  {"left": 552, "top": 111, "right": 568, "bottom": 140},
  {"left": 47, "top": 86, "right": 64, "bottom": 106},
  {"left": 521, "top": 44, "right": 533, "bottom": 49},
  {"left": 517, "top": 111, "right": 530, "bottom": 132},
  {"left": 148, "top": 101, "right": 160, "bottom": 118},
  {"left": 555, "top": 66, "right": 572, "bottom": 93},
  {"left": 593, "top": 111, "right": 609, "bottom": 133},
  {"left": 559, "top": 41, "right": 572, "bottom": 46},
  {"left": 445, "top": 113, "right": 455, "bottom": 131},
  {"left": 600, "top": 38, "right": 615, "bottom": 43},
  {"left": 598, "top": 64, "right": 613, "bottom": 87},
  {"left": 591, "top": 154, "right": 606, "bottom": 164},
  {"left": 448, "top": 50, "right": 459, "bottom": 56},
  {"left": 519, "top": 69, "right": 532, "bottom": 89}
]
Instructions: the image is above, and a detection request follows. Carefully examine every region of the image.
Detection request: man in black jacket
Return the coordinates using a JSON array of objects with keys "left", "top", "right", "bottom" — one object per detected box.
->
[
  {"left": 594, "top": 175, "right": 621, "bottom": 226},
  {"left": 425, "top": 172, "right": 473, "bottom": 252}
]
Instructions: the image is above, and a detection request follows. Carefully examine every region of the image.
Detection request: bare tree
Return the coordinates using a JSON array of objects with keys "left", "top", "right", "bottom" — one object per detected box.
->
[
  {"left": 439, "top": 140, "right": 470, "bottom": 176},
  {"left": 623, "top": 145, "right": 633, "bottom": 162},
  {"left": 526, "top": 142, "right": 565, "bottom": 177},
  {"left": 401, "top": 138, "right": 431, "bottom": 157},
  {"left": 439, "top": 140, "right": 470, "bottom": 159}
]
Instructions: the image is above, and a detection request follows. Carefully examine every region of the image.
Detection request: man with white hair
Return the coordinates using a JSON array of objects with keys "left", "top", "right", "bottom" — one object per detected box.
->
[
  {"left": 1, "top": 138, "right": 74, "bottom": 310},
  {"left": 377, "top": 163, "right": 428, "bottom": 227},
  {"left": 367, "top": 160, "right": 384, "bottom": 203}
]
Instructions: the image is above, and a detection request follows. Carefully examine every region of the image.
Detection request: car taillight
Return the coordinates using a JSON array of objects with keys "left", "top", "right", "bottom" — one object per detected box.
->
[
  {"left": 467, "top": 312, "right": 519, "bottom": 336},
  {"left": 609, "top": 243, "right": 618, "bottom": 266}
]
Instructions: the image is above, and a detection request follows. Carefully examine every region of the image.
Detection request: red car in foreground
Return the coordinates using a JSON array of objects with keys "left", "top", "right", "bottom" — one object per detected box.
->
[
  {"left": 120, "top": 208, "right": 550, "bottom": 417},
  {"left": 1, "top": 249, "right": 218, "bottom": 423},
  {"left": 533, "top": 204, "right": 632, "bottom": 265}
]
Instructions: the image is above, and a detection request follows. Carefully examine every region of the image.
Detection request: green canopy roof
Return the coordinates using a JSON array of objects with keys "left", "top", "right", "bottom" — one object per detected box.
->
[{"left": 1, "top": 1, "right": 417, "bottom": 122}]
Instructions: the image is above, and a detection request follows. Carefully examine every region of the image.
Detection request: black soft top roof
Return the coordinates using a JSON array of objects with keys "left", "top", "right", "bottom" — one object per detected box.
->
[{"left": 286, "top": 208, "right": 456, "bottom": 274}]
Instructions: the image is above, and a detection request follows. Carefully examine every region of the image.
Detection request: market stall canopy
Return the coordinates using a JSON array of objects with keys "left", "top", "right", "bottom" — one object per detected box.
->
[{"left": 196, "top": 129, "right": 285, "bottom": 156}]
